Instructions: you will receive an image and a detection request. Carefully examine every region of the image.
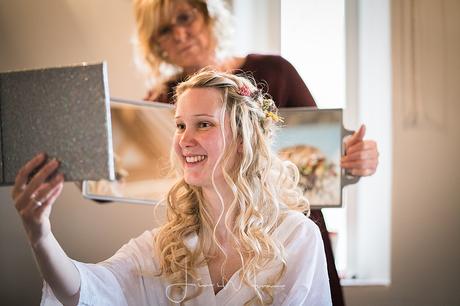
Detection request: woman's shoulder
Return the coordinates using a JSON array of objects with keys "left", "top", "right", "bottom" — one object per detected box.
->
[
  {"left": 240, "top": 54, "right": 299, "bottom": 90},
  {"left": 275, "top": 210, "right": 321, "bottom": 246},
  {"left": 283, "top": 210, "right": 318, "bottom": 230},
  {"left": 132, "top": 228, "right": 165, "bottom": 253},
  {"left": 243, "top": 53, "right": 293, "bottom": 69},
  {"left": 104, "top": 229, "right": 160, "bottom": 266},
  {"left": 144, "top": 74, "right": 183, "bottom": 103}
]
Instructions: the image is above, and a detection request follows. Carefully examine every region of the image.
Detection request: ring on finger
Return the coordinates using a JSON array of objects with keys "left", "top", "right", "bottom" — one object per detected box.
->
[{"left": 30, "top": 193, "right": 43, "bottom": 207}]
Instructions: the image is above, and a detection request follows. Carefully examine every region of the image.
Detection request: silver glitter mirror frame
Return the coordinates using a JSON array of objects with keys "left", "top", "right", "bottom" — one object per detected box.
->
[{"left": 0, "top": 62, "right": 115, "bottom": 185}]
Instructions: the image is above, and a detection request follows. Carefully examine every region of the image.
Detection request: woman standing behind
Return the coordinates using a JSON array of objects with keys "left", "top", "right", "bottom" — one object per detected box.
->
[{"left": 133, "top": 1, "right": 379, "bottom": 305}]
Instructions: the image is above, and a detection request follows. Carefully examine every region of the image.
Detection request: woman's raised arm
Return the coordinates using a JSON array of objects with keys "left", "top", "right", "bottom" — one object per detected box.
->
[{"left": 11, "top": 153, "right": 80, "bottom": 305}]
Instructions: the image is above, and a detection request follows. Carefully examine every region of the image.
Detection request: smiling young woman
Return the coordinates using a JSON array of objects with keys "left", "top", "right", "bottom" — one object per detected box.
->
[
  {"left": 12, "top": 70, "right": 331, "bottom": 305},
  {"left": 156, "top": 70, "right": 331, "bottom": 304}
]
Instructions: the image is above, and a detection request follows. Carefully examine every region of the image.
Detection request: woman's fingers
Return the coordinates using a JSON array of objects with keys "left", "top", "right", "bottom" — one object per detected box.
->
[
  {"left": 341, "top": 158, "right": 378, "bottom": 170},
  {"left": 341, "top": 135, "right": 379, "bottom": 177},
  {"left": 341, "top": 147, "right": 379, "bottom": 162},
  {"left": 12, "top": 153, "right": 46, "bottom": 200},
  {"left": 345, "top": 140, "right": 377, "bottom": 155},
  {"left": 20, "top": 183, "right": 52, "bottom": 216},
  {"left": 21, "top": 159, "right": 60, "bottom": 202},
  {"left": 19, "top": 173, "right": 64, "bottom": 221},
  {"left": 11, "top": 154, "right": 64, "bottom": 247},
  {"left": 28, "top": 174, "right": 64, "bottom": 210},
  {"left": 341, "top": 138, "right": 379, "bottom": 177},
  {"left": 13, "top": 155, "right": 62, "bottom": 213},
  {"left": 35, "top": 176, "right": 64, "bottom": 215},
  {"left": 348, "top": 168, "right": 376, "bottom": 177},
  {"left": 341, "top": 158, "right": 378, "bottom": 176}
]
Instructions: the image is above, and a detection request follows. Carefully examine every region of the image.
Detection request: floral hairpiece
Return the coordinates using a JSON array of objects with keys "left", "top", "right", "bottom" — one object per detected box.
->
[
  {"left": 237, "top": 84, "right": 252, "bottom": 97},
  {"left": 237, "top": 84, "right": 283, "bottom": 124},
  {"left": 261, "top": 98, "right": 284, "bottom": 123}
]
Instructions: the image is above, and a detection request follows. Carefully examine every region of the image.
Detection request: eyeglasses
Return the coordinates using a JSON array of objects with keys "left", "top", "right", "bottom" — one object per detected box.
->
[{"left": 156, "top": 8, "right": 199, "bottom": 43}]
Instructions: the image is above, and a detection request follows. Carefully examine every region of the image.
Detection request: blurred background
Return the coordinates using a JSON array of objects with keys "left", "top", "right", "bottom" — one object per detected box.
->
[{"left": 0, "top": 0, "right": 459, "bottom": 305}]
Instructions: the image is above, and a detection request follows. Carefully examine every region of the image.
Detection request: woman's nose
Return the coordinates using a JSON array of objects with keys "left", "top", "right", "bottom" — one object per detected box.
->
[
  {"left": 179, "top": 129, "right": 196, "bottom": 147},
  {"left": 172, "top": 25, "right": 188, "bottom": 42}
]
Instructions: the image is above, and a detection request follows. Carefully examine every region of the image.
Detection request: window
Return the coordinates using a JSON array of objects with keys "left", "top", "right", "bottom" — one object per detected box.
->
[
  {"left": 281, "top": 0, "right": 346, "bottom": 109},
  {"left": 281, "top": 0, "right": 348, "bottom": 276},
  {"left": 232, "top": 0, "right": 392, "bottom": 285},
  {"left": 281, "top": 0, "right": 392, "bottom": 285}
]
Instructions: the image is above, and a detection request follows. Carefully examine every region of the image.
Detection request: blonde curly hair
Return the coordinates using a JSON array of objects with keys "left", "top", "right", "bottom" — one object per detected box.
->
[
  {"left": 132, "top": 0, "right": 233, "bottom": 95},
  {"left": 155, "top": 70, "right": 309, "bottom": 305}
]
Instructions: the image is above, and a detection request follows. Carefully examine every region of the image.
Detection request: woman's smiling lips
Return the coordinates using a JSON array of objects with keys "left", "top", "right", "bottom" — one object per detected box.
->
[
  {"left": 179, "top": 43, "right": 196, "bottom": 55},
  {"left": 183, "top": 154, "right": 207, "bottom": 167}
]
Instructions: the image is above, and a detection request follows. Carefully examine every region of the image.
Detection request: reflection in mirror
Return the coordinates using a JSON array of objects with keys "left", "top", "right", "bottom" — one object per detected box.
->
[
  {"left": 84, "top": 100, "right": 177, "bottom": 204},
  {"left": 274, "top": 108, "right": 343, "bottom": 208}
]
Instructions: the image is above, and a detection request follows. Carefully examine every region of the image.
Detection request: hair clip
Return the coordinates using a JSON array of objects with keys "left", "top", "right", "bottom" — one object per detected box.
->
[{"left": 237, "top": 84, "right": 252, "bottom": 97}]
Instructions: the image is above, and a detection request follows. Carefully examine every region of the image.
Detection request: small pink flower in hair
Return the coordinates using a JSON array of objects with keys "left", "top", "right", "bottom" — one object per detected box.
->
[{"left": 237, "top": 84, "right": 252, "bottom": 97}]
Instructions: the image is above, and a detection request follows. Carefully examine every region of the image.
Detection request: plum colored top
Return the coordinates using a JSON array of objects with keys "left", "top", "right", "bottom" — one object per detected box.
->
[{"left": 149, "top": 54, "right": 316, "bottom": 108}]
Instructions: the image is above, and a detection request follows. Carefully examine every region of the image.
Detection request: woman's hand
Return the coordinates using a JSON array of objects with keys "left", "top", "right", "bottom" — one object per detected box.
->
[
  {"left": 11, "top": 154, "right": 80, "bottom": 304},
  {"left": 11, "top": 153, "right": 64, "bottom": 247},
  {"left": 341, "top": 124, "right": 379, "bottom": 177}
]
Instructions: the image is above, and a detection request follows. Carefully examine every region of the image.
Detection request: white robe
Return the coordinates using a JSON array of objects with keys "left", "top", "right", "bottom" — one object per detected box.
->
[{"left": 41, "top": 211, "right": 331, "bottom": 305}]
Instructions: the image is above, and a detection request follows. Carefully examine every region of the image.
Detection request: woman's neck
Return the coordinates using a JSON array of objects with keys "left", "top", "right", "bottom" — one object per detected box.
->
[{"left": 182, "top": 54, "right": 218, "bottom": 76}]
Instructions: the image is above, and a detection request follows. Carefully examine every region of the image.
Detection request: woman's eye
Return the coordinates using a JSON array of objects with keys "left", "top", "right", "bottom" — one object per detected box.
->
[
  {"left": 159, "top": 25, "right": 172, "bottom": 36},
  {"left": 176, "top": 12, "right": 193, "bottom": 25},
  {"left": 176, "top": 123, "right": 185, "bottom": 131},
  {"left": 199, "top": 122, "right": 212, "bottom": 128}
]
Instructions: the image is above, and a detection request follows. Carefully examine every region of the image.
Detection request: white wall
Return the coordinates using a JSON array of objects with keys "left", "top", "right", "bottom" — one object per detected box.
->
[{"left": 345, "top": 0, "right": 460, "bottom": 305}]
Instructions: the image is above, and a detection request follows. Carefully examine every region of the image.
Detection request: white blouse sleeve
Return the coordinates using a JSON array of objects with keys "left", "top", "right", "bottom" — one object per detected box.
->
[
  {"left": 41, "top": 260, "right": 128, "bottom": 306},
  {"left": 274, "top": 212, "right": 332, "bottom": 306},
  {"left": 40, "top": 230, "right": 162, "bottom": 306}
]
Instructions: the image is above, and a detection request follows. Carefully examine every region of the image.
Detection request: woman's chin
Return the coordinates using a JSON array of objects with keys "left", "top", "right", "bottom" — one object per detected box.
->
[{"left": 183, "top": 176, "right": 204, "bottom": 187}]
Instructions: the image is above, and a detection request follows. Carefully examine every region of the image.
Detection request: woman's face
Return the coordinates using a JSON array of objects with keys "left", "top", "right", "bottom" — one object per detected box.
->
[
  {"left": 156, "top": 1, "right": 215, "bottom": 70},
  {"left": 173, "top": 88, "right": 233, "bottom": 188}
]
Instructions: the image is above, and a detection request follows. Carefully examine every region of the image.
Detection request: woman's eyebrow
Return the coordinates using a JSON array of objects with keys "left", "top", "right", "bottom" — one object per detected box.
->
[{"left": 174, "top": 114, "right": 216, "bottom": 119}]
